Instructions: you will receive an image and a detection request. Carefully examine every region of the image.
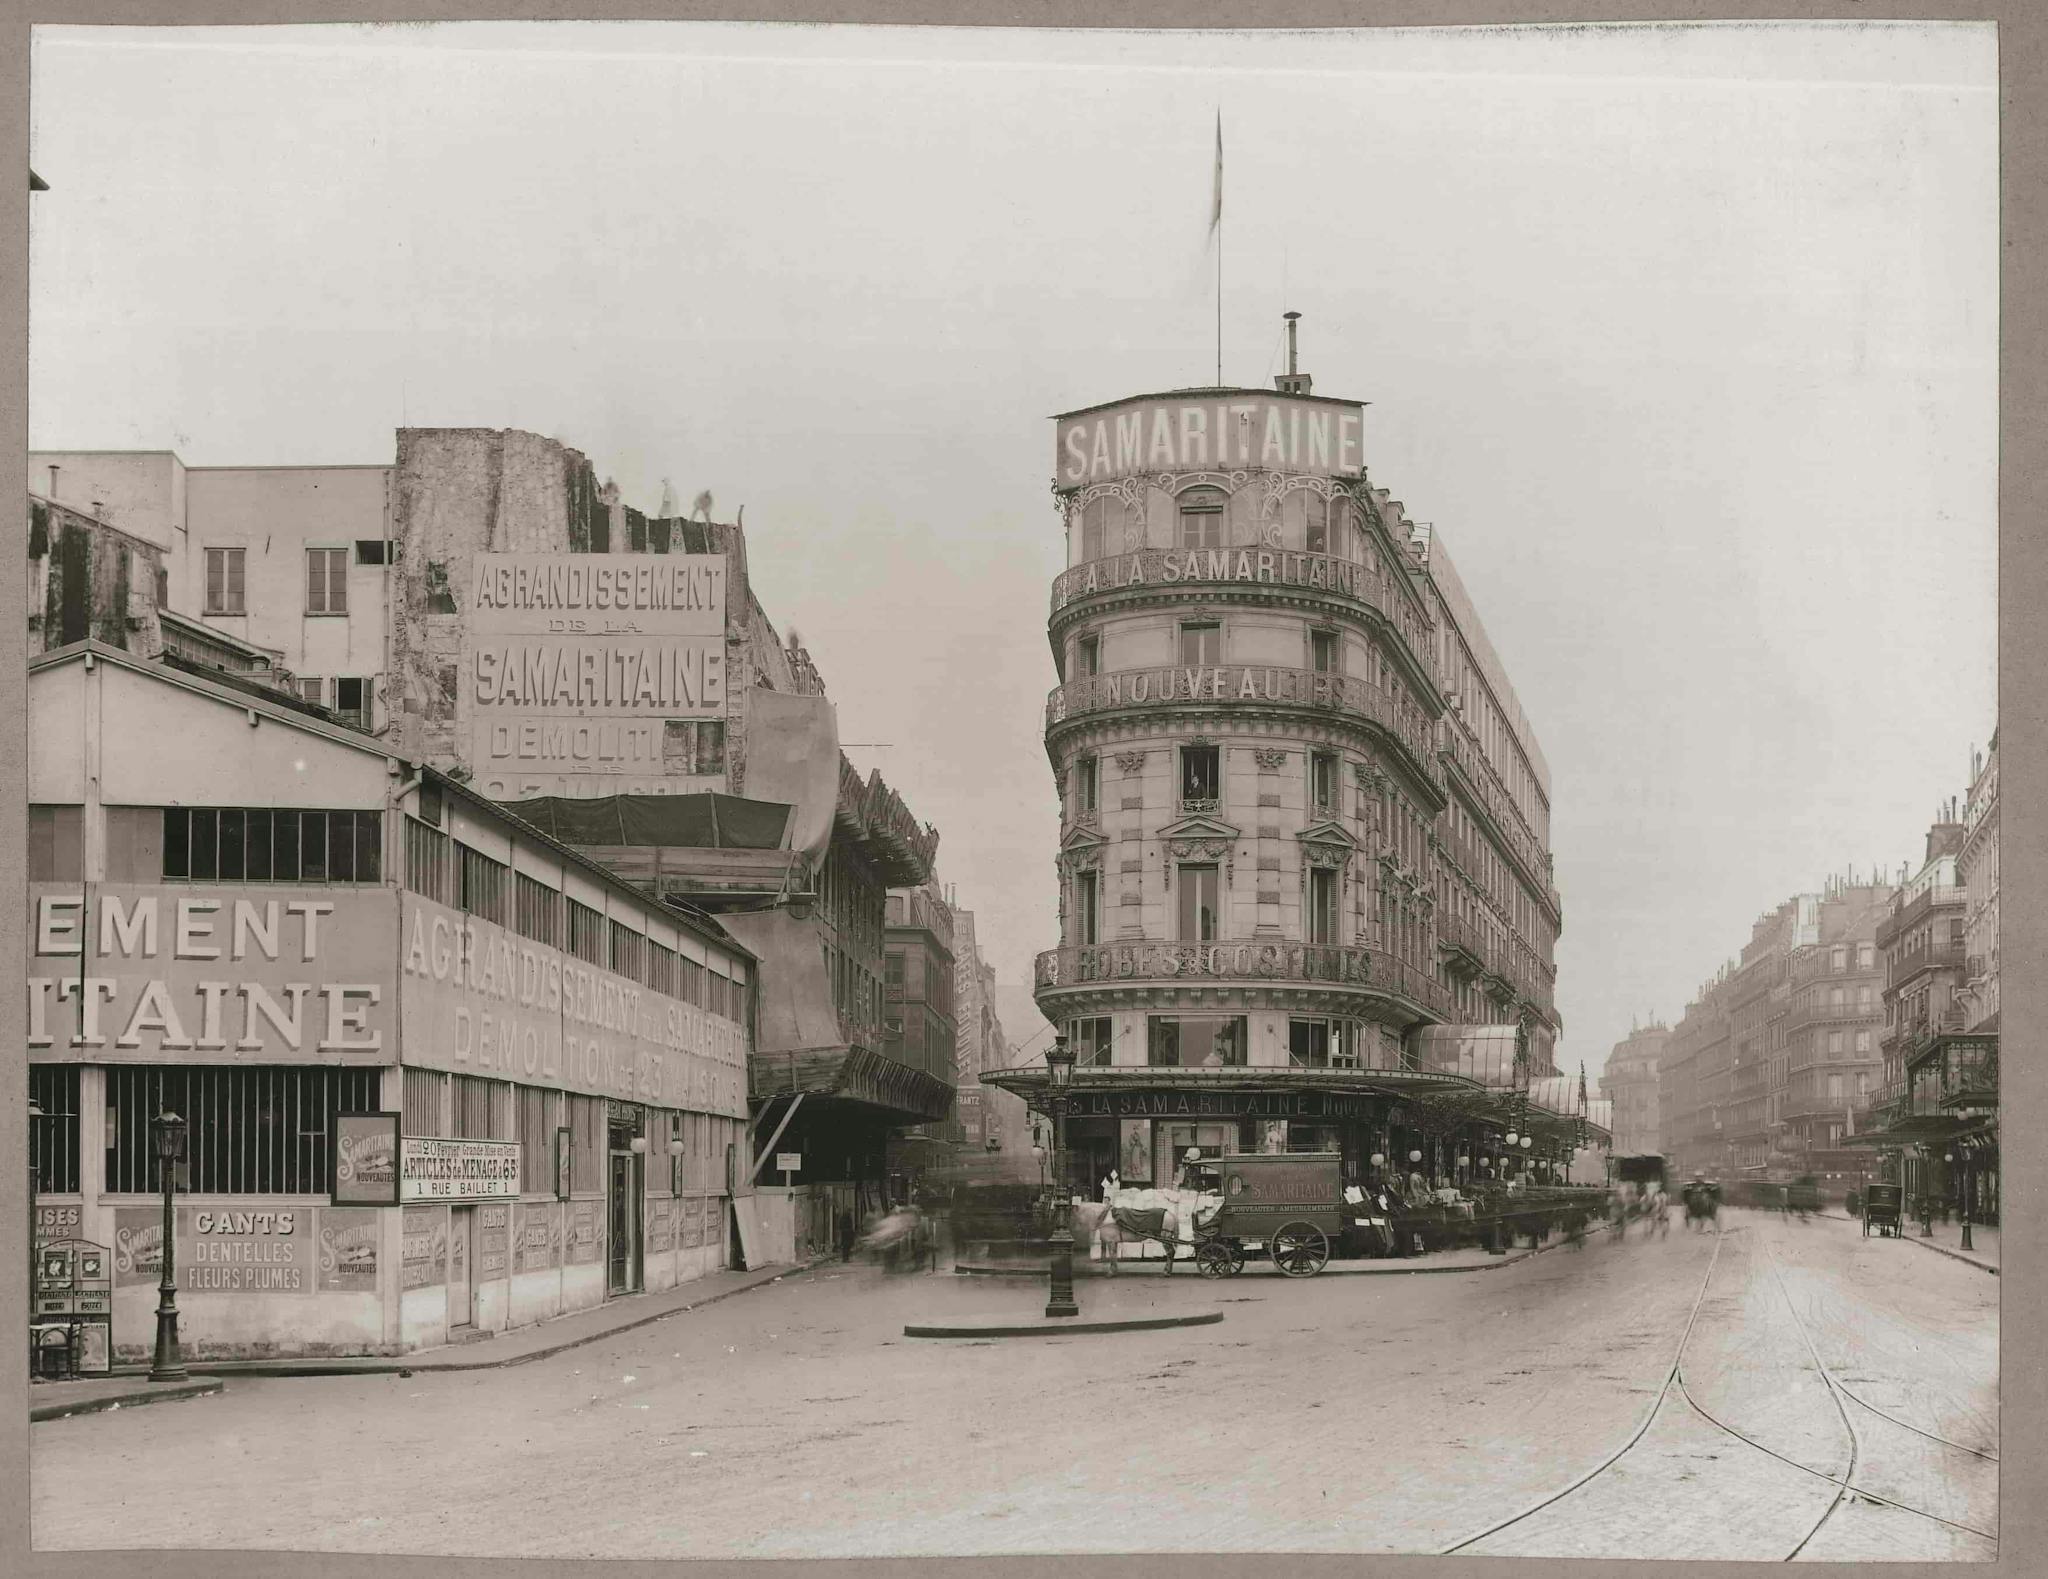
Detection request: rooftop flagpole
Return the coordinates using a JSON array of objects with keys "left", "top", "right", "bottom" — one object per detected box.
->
[{"left": 1212, "top": 110, "right": 1223, "bottom": 386}]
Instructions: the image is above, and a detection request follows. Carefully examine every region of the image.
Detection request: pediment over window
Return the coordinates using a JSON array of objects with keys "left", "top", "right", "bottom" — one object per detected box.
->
[
  {"left": 1298, "top": 819, "right": 1361, "bottom": 870},
  {"left": 1059, "top": 824, "right": 1110, "bottom": 870},
  {"left": 1156, "top": 811, "right": 1242, "bottom": 845}
]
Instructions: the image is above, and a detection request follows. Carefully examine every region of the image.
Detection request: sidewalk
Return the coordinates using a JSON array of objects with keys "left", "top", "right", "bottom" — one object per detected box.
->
[
  {"left": 1899, "top": 1218, "right": 2000, "bottom": 1275},
  {"left": 31, "top": 1257, "right": 826, "bottom": 1418}
]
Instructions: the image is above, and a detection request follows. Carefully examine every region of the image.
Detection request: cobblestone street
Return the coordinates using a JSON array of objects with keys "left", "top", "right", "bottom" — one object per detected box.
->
[{"left": 31, "top": 1209, "right": 1996, "bottom": 1561}]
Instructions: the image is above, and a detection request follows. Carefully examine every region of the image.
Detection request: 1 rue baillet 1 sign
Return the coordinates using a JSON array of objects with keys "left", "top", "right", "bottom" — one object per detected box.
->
[{"left": 463, "top": 552, "right": 728, "bottom": 793}]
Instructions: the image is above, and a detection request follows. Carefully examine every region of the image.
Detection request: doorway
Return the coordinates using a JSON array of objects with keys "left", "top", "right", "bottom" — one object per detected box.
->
[
  {"left": 608, "top": 1151, "right": 642, "bottom": 1296},
  {"left": 447, "top": 1206, "right": 475, "bottom": 1330}
]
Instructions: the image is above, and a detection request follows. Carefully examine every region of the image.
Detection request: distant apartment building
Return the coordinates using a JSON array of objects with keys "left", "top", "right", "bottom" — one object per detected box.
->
[
  {"left": 1861, "top": 804, "right": 1995, "bottom": 1220},
  {"left": 1659, "top": 879, "right": 1891, "bottom": 1193},
  {"left": 1598, "top": 1021, "right": 1668, "bottom": 1159}
]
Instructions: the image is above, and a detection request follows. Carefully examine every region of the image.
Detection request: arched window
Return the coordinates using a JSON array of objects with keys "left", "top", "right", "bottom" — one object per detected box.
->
[
  {"left": 1177, "top": 487, "right": 1226, "bottom": 549},
  {"left": 1077, "top": 495, "right": 1121, "bottom": 563},
  {"left": 1303, "top": 490, "right": 1330, "bottom": 556}
]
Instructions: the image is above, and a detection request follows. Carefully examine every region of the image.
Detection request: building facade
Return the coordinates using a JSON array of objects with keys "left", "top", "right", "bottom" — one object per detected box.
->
[
  {"left": 1952, "top": 734, "right": 2000, "bottom": 1214},
  {"left": 31, "top": 427, "right": 957, "bottom": 1257},
  {"left": 1598, "top": 1022, "right": 1668, "bottom": 1159},
  {"left": 28, "top": 642, "right": 753, "bottom": 1363},
  {"left": 1656, "top": 882, "right": 1890, "bottom": 1192},
  {"left": 994, "top": 345, "right": 1583, "bottom": 1191},
  {"left": 1862, "top": 811, "right": 1996, "bottom": 1220}
]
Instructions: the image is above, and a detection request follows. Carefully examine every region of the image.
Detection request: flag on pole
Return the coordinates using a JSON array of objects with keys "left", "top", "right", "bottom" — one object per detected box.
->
[{"left": 1211, "top": 112, "right": 1224, "bottom": 233}]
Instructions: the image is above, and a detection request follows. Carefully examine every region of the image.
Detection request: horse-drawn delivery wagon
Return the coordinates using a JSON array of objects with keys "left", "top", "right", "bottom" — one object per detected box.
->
[
  {"left": 1190, "top": 1151, "right": 1346, "bottom": 1277},
  {"left": 1862, "top": 1181, "right": 1904, "bottom": 1237}
]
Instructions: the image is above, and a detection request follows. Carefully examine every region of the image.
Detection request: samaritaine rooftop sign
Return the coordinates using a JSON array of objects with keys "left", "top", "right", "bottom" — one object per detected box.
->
[{"left": 1054, "top": 390, "right": 1366, "bottom": 487}]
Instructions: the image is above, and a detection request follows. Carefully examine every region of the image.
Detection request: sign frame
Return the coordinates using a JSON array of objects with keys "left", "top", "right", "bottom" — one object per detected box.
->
[
  {"left": 331, "top": 1110, "right": 402, "bottom": 1207},
  {"left": 398, "top": 1136, "right": 522, "bottom": 1203}
]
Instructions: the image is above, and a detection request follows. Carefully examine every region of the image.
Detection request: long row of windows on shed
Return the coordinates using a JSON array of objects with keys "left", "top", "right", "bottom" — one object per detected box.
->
[{"left": 402, "top": 816, "right": 747, "bottom": 1021}]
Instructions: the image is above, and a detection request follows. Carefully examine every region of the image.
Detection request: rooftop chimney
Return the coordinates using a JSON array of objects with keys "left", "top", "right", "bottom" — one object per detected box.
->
[{"left": 1275, "top": 310, "right": 1313, "bottom": 395}]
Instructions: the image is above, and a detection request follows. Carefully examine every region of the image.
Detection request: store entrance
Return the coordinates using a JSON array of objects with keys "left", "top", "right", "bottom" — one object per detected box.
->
[
  {"left": 447, "top": 1206, "right": 475, "bottom": 1330},
  {"left": 608, "top": 1151, "right": 642, "bottom": 1295}
]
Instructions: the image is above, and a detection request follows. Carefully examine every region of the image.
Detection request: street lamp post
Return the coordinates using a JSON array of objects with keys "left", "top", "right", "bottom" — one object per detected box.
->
[
  {"left": 1947, "top": 1147, "right": 1973, "bottom": 1252},
  {"left": 1043, "top": 1038, "right": 1079, "bottom": 1319},
  {"left": 1918, "top": 1147, "right": 1935, "bottom": 1237},
  {"left": 149, "top": 1109, "right": 189, "bottom": 1382}
]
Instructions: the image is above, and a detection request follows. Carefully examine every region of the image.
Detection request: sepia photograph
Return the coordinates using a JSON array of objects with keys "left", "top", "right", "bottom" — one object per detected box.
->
[{"left": 13, "top": 7, "right": 2014, "bottom": 1569}]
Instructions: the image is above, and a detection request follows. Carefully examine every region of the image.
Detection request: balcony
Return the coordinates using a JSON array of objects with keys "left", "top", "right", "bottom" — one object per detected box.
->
[
  {"left": 1887, "top": 940, "right": 1966, "bottom": 988},
  {"left": 1874, "top": 884, "right": 1965, "bottom": 950},
  {"left": 1046, "top": 664, "right": 1440, "bottom": 785},
  {"left": 1033, "top": 937, "right": 1454, "bottom": 1020},
  {"left": 1435, "top": 910, "right": 1489, "bottom": 975},
  {"left": 1902, "top": 1008, "right": 1970, "bottom": 1063},
  {"left": 1782, "top": 999, "right": 1881, "bottom": 1036},
  {"left": 1049, "top": 548, "right": 1435, "bottom": 671}
]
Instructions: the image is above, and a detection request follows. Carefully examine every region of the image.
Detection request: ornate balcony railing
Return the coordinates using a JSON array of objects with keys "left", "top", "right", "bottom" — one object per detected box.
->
[
  {"left": 1887, "top": 941, "right": 1966, "bottom": 988},
  {"left": 1435, "top": 910, "right": 1489, "bottom": 970},
  {"left": 1033, "top": 938, "right": 1454, "bottom": 1019},
  {"left": 1050, "top": 547, "right": 1436, "bottom": 671},
  {"left": 1874, "top": 884, "right": 1966, "bottom": 950},
  {"left": 1045, "top": 664, "right": 1440, "bottom": 782},
  {"left": 1782, "top": 999, "right": 1882, "bottom": 1035}
]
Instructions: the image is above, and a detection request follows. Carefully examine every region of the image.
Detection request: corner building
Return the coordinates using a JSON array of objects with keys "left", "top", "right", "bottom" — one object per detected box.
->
[{"left": 1007, "top": 358, "right": 1567, "bottom": 1190}]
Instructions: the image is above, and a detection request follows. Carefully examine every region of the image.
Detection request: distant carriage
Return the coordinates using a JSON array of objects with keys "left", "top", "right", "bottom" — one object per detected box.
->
[
  {"left": 1682, "top": 1179, "right": 1721, "bottom": 1229},
  {"left": 1862, "top": 1182, "right": 1904, "bottom": 1238}
]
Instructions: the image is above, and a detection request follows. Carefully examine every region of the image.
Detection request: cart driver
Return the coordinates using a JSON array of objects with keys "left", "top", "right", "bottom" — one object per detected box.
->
[{"left": 1177, "top": 1147, "right": 1209, "bottom": 1192}]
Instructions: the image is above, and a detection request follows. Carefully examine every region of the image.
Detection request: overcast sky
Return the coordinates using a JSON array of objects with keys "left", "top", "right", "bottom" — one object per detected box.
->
[{"left": 29, "top": 20, "right": 1997, "bottom": 1073}]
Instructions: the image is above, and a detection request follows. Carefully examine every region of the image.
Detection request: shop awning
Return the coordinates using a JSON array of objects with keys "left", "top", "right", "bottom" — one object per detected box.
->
[
  {"left": 1840, "top": 1113, "right": 1966, "bottom": 1148},
  {"left": 985, "top": 1063, "right": 1498, "bottom": 1109}
]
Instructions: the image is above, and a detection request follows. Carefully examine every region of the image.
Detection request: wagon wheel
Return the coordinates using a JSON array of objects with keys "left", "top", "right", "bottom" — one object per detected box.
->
[
  {"left": 1195, "top": 1239, "right": 1241, "bottom": 1279},
  {"left": 1271, "top": 1222, "right": 1330, "bottom": 1277}
]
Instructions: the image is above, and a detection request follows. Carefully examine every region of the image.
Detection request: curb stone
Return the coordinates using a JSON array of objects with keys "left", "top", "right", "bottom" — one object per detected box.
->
[
  {"left": 905, "top": 1309, "right": 1225, "bottom": 1339},
  {"left": 31, "top": 1380, "right": 224, "bottom": 1424},
  {"left": 99, "top": 1258, "right": 837, "bottom": 1381}
]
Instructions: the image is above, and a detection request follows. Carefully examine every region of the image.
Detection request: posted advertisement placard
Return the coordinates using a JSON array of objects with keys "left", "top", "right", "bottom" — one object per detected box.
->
[
  {"left": 333, "top": 1111, "right": 401, "bottom": 1206},
  {"left": 399, "top": 1137, "right": 521, "bottom": 1202}
]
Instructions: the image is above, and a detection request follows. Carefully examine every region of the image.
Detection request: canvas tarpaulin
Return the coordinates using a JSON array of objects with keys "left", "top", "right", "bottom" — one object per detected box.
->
[
  {"left": 501, "top": 793, "right": 793, "bottom": 850},
  {"left": 739, "top": 689, "right": 840, "bottom": 866},
  {"left": 713, "top": 907, "right": 844, "bottom": 1056}
]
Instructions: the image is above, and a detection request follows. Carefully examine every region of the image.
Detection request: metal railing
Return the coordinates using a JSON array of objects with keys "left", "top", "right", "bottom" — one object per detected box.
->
[
  {"left": 1886, "top": 941, "right": 1966, "bottom": 987},
  {"left": 1045, "top": 664, "right": 1440, "bottom": 780},
  {"left": 1033, "top": 938, "right": 1455, "bottom": 1019},
  {"left": 1049, "top": 546, "right": 1437, "bottom": 668},
  {"left": 1874, "top": 884, "right": 1966, "bottom": 949}
]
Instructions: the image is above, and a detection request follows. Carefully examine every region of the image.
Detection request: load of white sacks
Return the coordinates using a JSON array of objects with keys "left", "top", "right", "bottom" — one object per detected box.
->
[{"left": 1090, "top": 1185, "right": 1226, "bottom": 1260}]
